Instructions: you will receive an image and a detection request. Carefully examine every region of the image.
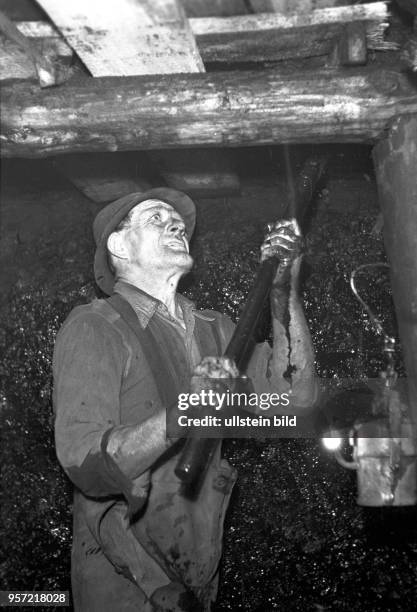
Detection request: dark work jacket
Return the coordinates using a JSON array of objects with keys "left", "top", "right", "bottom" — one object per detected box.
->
[{"left": 53, "top": 282, "right": 272, "bottom": 610}]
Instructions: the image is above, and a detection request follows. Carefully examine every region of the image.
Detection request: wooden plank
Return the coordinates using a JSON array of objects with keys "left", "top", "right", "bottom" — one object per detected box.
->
[
  {"left": 54, "top": 153, "right": 151, "bottom": 203},
  {"left": 373, "top": 115, "right": 417, "bottom": 422},
  {"left": 17, "top": 21, "right": 58, "bottom": 37},
  {"left": 190, "top": 2, "right": 396, "bottom": 62},
  {"left": 195, "top": 22, "right": 383, "bottom": 64},
  {"left": 16, "top": 21, "right": 73, "bottom": 58},
  {"left": 21, "top": 2, "right": 392, "bottom": 40},
  {"left": 0, "top": 31, "right": 37, "bottom": 81},
  {"left": 0, "top": 16, "right": 73, "bottom": 84},
  {"left": 339, "top": 22, "right": 368, "bottom": 66},
  {"left": 0, "top": 31, "right": 73, "bottom": 83},
  {"left": 0, "top": 9, "right": 57, "bottom": 86},
  {"left": 249, "top": 0, "right": 344, "bottom": 12},
  {"left": 2, "top": 65, "right": 417, "bottom": 157},
  {"left": 149, "top": 149, "right": 240, "bottom": 197},
  {"left": 190, "top": 3, "right": 391, "bottom": 34},
  {"left": 35, "top": 0, "right": 204, "bottom": 76},
  {"left": 15, "top": 2, "right": 396, "bottom": 70}
]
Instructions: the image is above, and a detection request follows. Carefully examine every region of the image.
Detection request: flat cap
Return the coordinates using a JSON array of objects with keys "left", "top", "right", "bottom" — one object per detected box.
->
[{"left": 93, "top": 187, "right": 196, "bottom": 295}]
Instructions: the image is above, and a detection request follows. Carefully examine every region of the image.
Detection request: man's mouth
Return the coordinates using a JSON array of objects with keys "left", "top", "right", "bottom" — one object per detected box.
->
[{"left": 167, "top": 239, "right": 188, "bottom": 252}]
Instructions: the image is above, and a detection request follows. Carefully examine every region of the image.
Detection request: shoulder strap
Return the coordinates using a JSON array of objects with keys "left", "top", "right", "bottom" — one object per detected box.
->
[
  {"left": 194, "top": 312, "right": 224, "bottom": 357},
  {"left": 210, "top": 318, "right": 223, "bottom": 355},
  {"left": 106, "top": 293, "right": 178, "bottom": 407}
]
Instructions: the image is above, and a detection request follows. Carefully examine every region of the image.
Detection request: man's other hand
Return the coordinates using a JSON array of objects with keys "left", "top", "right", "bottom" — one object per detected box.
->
[
  {"left": 190, "top": 356, "right": 239, "bottom": 403},
  {"left": 260, "top": 218, "right": 303, "bottom": 264}
]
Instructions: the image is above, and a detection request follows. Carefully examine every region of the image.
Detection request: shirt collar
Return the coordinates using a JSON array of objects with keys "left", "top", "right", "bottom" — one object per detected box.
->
[{"left": 113, "top": 279, "right": 196, "bottom": 328}]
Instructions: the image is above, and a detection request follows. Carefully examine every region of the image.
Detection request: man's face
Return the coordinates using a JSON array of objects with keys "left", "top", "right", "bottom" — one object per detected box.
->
[{"left": 119, "top": 199, "right": 193, "bottom": 275}]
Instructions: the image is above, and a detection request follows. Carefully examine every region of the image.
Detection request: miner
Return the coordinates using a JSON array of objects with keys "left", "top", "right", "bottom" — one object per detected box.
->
[{"left": 53, "top": 187, "right": 318, "bottom": 611}]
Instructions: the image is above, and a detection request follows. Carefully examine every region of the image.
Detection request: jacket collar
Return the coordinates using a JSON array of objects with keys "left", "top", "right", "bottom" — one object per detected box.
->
[{"left": 114, "top": 279, "right": 197, "bottom": 328}]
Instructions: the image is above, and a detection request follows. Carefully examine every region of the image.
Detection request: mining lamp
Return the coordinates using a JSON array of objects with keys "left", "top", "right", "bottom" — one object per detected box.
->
[
  {"left": 322, "top": 263, "right": 417, "bottom": 506},
  {"left": 325, "top": 415, "right": 417, "bottom": 506}
]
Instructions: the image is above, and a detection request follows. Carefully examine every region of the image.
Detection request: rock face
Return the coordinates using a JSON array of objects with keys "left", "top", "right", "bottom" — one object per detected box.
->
[{"left": 0, "top": 159, "right": 94, "bottom": 301}]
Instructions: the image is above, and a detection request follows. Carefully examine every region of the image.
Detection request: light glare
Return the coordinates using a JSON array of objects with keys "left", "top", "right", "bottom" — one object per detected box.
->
[{"left": 322, "top": 437, "right": 342, "bottom": 451}]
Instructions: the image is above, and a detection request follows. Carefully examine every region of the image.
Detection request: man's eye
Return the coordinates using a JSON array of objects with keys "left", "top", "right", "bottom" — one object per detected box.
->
[{"left": 151, "top": 212, "right": 161, "bottom": 221}]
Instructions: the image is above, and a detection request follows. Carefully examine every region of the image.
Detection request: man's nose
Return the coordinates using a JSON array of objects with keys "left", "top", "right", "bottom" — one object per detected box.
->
[{"left": 168, "top": 218, "right": 186, "bottom": 235}]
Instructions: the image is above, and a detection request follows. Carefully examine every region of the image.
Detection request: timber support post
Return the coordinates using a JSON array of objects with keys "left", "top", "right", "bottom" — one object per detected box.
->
[{"left": 373, "top": 114, "right": 417, "bottom": 423}]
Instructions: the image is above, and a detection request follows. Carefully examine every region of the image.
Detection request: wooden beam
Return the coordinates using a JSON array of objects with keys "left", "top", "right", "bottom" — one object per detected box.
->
[
  {"left": 0, "top": 31, "right": 38, "bottom": 81},
  {"left": 0, "top": 19, "right": 74, "bottom": 84},
  {"left": 373, "top": 115, "right": 417, "bottom": 423},
  {"left": 0, "top": 9, "right": 57, "bottom": 86},
  {"left": 36, "top": 0, "right": 204, "bottom": 76},
  {"left": 190, "top": 2, "right": 396, "bottom": 64},
  {"left": 149, "top": 149, "right": 240, "bottom": 197},
  {"left": 339, "top": 22, "right": 368, "bottom": 66},
  {"left": 0, "top": 36, "right": 73, "bottom": 85},
  {"left": 15, "top": 21, "right": 73, "bottom": 58},
  {"left": 249, "top": 0, "right": 344, "bottom": 10},
  {"left": 53, "top": 153, "right": 151, "bottom": 203},
  {"left": 191, "top": 3, "right": 391, "bottom": 37},
  {"left": 14, "top": 2, "right": 395, "bottom": 69},
  {"left": 2, "top": 65, "right": 417, "bottom": 157}
]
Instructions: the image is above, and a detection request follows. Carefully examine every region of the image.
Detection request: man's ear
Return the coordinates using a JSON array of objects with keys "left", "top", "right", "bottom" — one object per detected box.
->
[{"left": 107, "top": 232, "right": 128, "bottom": 260}]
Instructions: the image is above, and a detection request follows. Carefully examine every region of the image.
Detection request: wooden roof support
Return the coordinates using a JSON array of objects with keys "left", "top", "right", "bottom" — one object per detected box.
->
[
  {"left": 328, "top": 21, "right": 368, "bottom": 68},
  {"left": 1, "top": 20, "right": 73, "bottom": 84},
  {"left": 35, "top": 0, "right": 204, "bottom": 77},
  {"left": 53, "top": 153, "right": 151, "bottom": 203},
  {"left": 0, "top": 9, "right": 59, "bottom": 86},
  {"left": 148, "top": 148, "right": 240, "bottom": 197},
  {"left": 15, "top": 2, "right": 394, "bottom": 68},
  {"left": 0, "top": 28, "right": 39, "bottom": 81},
  {"left": 248, "top": 0, "right": 343, "bottom": 10},
  {"left": 373, "top": 114, "right": 417, "bottom": 423},
  {"left": 192, "top": 1, "right": 394, "bottom": 63},
  {"left": 32, "top": 2, "right": 242, "bottom": 200},
  {"left": 2, "top": 64, "right": 417, "bottom": 157}
]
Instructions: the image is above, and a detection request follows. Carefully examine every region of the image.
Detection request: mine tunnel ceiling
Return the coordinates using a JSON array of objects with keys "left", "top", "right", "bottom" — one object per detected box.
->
[{"left": 0, "top": 0, "right": 416, "bottom": 202}]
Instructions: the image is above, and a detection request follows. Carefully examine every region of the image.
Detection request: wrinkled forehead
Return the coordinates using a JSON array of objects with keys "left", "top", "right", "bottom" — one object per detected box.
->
[{"left": 129, "top": 198, "right": 182, "bottom": 222}]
